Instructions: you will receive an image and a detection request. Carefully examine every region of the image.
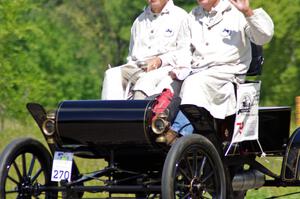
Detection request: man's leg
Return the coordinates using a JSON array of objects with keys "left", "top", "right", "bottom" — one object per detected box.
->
[
  {"left": 170, "top": 110, "right": 194, "bottom": 136},
  {"left": 133, "top": 90, "right": 148, "bottom": 99},
  {"left": 153, "top": 76, "right": 182, "bottom": 97},
  {"left": 156, "top": 110, "right": 194, "bottom": 145},
  {"left": 121, "top": 66, "right": 144, "bottom": 99},
  {"left": 133, "top": 66, "right": 172, "bottom": 99}
]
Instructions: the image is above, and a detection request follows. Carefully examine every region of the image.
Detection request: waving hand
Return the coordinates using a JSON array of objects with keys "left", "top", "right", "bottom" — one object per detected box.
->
[{"left": 229, "top": 0, "right": 254, "bottom": 16}]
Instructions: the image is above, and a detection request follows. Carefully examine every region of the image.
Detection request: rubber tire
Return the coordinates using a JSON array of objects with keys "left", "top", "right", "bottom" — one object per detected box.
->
[
  {"left": 162, "top": 134, "right": 226, "bottom": 199},
  {"left": 0, "top": 137, "right": 57, "bottom": 199}
]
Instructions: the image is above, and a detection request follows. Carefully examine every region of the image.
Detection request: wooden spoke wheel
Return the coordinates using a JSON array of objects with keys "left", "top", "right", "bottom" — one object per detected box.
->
[
  {"left": 162, "top": 134, "right": 226, "bottom": 199},
  {"left": 0, "top": 138, "right": 57, "bottom": 199}
]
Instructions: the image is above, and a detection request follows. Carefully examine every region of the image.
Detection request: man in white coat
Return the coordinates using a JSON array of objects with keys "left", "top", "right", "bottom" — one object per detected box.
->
[
  {"left": 101, "top": 0, "right": 191, "bottom": 100},
  {"left": 159, "top": 0, "right": 274, "bottom": 145}
]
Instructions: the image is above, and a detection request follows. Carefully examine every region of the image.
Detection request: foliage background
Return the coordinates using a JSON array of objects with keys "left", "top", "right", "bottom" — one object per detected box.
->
[
  {"left": 0, "top": 0, "right": 299, "bottom": 121},
  {"left": 0, "top": 0, "right": 299, "bottom": 198}
]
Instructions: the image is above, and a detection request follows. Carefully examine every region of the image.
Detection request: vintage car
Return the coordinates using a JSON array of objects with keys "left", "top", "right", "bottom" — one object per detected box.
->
[{"left": 0, "top": 45, "right": 300, "bottom": 199}]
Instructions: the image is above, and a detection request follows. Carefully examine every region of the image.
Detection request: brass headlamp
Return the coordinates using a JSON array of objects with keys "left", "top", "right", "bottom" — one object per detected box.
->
[
  {"left": 151, "top": 112, "right": 170, "bottom": 135},
  {"left": 42, "top": 111, "right": 56, "bottom": 136}
]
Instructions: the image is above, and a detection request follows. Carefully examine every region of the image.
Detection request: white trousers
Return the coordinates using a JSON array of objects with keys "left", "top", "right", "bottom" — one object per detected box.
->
[
  {"left": 133, "top": 66, "right": 180, "bottom": 97},
  {"left": 101, "top": 65, "right": 181, "bottom": 100},
  {"left": 101, "top": 66, "right": 124, "bottom": 100}
]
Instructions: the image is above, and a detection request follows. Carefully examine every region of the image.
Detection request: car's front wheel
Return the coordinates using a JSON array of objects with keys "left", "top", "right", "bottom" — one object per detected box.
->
[
  {"left": 0, "top": 137, "right": 57, "bottom": 199},
  {"left": 162, "top": 134, "right": 226, "bottom": 199}
]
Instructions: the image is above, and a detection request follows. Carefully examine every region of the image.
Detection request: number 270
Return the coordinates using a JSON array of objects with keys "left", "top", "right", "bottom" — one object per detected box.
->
[{"left": 53, "top": 170, "right": 70, "bottom": 180}]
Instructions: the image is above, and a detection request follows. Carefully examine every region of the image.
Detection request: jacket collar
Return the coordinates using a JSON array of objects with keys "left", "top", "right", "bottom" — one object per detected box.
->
[
  {"left": 146, "top": 0, "right": 173, "bottom": 17},
  {"left": 193, "top": 0, "right": 231, "bottom": 28}
]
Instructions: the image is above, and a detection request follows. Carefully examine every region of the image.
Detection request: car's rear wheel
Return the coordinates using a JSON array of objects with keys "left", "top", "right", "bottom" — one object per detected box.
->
[{"left": 162, "top": 134, "right": 226, "bottom": 199}]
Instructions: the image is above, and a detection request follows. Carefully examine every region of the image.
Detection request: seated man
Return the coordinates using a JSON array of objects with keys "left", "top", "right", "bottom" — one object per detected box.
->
[
  {"left": 159, "top": 0, "right": 274, "bottom": 145},
  {"left": 101, "top": 0, "right": 191, "bottom": 100}
]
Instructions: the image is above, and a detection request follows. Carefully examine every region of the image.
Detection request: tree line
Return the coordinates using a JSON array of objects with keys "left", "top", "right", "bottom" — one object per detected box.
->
[{"left": 0, "top": 0, "right": 299, "bottom": 125}]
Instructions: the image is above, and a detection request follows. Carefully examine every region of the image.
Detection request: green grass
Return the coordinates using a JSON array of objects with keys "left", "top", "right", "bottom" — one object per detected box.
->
[
  {"left": 0, "top": 118, "right": 110, "bottom": 198},
  {"left": 1, "top": 118, "right": 300, "bottom": 198},
  {"left": 246, "top": 156, "right": 300, "bottom": 198}
]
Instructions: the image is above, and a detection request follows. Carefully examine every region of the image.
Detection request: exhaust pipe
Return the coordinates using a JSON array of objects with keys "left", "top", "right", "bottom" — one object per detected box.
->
[{"left": 232, "top": 170, "right": 265, "bottom": 191}]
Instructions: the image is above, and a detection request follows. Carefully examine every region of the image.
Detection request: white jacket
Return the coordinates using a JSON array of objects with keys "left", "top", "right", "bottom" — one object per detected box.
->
[
  {"left": 128, "top": 0, "right": 191, "bottom": 73},
  {"left": 101, "top": 0, "right": 190, "bottom": 99},
  {"left": 180, "top": 0, "right": 274, "bottom": 119}
]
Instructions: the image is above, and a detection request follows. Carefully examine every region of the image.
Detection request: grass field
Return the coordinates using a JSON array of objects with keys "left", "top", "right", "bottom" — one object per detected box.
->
[{"left": 0, "top": 118, "right": 300, "bottom": 198}]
